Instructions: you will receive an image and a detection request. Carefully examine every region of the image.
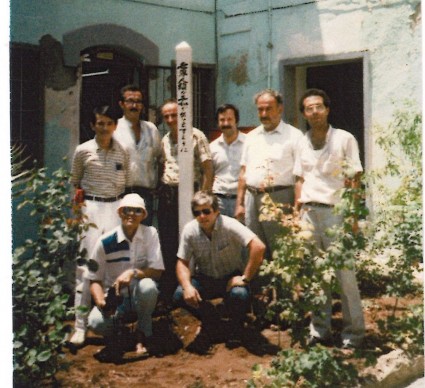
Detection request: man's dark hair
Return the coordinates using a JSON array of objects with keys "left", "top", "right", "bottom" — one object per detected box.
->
[
  {"left": 120, "top": 84, "right": 142, "bottom": 101},
  {"left": 89, "top": 105, "right": 120, "bottom": 125},
  {"left": 191, "top": 190, "right": 219, "bottom": 213},
  {"left": 299, "top": 88, "right": 331, "bottom": 112},
  {"left": 215, "top": 103, "right": 240, "bottom": 124},
  {"left": 254, "top": 89, "right": 283, "bottom": 105}
]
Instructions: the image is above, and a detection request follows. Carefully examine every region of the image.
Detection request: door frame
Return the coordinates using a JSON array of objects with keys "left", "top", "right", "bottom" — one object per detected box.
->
[{"left": 280, "top": 51, "right": 371, "bottom": 171}]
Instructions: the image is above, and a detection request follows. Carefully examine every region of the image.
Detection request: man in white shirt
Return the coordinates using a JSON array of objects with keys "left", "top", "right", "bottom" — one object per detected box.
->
[
  {"left": 294, "top": 88, "right": 365, "bottom": 349},
  {"left": 210, "top": 104, "right": 246, "bottom": 217},
  {"left": 115, "top": 84, "right": 161, "bottom": 226},
  {"left": 235, "top": 89, "right": 303, "bottom": 256},
  {"left": 86, "top": 193, "right": 164, "bottom": 360}
]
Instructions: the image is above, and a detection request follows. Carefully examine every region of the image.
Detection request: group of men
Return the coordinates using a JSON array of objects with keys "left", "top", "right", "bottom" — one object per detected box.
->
[{"left": 69, "top": 84, "right": 365, "bottom": 358}]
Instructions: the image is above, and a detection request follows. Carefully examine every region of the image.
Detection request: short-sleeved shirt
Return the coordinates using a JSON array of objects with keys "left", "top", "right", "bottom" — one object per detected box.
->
[
  {"left": 293, "top": 126, "right": 363, "bottom": 205},
  {"left": 241, "top": 120, "right": 303, "bottom": 188},
  {"left": 160, "top": 127, "right": 212, "bottom": 187},
  {"left": 114, "top": 117, "right": 162, "bottom": 189},
  {"left": 210, "top": 132, "right": 246, "bottom": 195},
  {"left": 71, "top": 137, "right": 130, "bottom": 197},
  {"left": 177, "top": 214, "right": 256, "bottom": 279},
  {"left": 86, "top": 224, "right": 165, "bottom": 290}
]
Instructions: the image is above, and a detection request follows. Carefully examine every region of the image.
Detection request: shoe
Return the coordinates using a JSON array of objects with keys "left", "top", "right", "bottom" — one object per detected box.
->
[
  {"left": 226, "top": 323, "right": 243, "bottom": 349},
  {"left": 340, "top": 339, "right": 361, "bottom": 350},
  {"left": 186, "top": 330, "right": 212, "bottom": 355},
  {"left": 307, "top": 335, "right": 333, "bottom": 347},
  {"left": 69, "top": 328, "right": 86, "bottom": 346},
  {"left": 94, "top": 346, "right": 124, "bottom": 363}
]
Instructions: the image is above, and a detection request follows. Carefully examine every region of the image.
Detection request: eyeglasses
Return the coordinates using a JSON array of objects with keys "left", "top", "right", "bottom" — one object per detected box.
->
[
  {"left": 122, "top": 207, "right": 144, "bottom": 216},
  {"left": 304, "top": 104, "right": 327, "bottom": 114},
  {"left": 192, "top": 208, "right": 212, "bottom": 217},
  {"left": 123, "top": 99, "right": 143, "bottom": 105}
]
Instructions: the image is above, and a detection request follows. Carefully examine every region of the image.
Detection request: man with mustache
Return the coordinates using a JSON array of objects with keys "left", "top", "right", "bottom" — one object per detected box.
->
[
  {"left": 115, "top": 84, "right": 161, "bottom": 226},
  {"left": 210, "top": 104, "right": 246, "bottom": 218},
  {"left": 235, "top": 89, "right": 303, "bottom": 257}
]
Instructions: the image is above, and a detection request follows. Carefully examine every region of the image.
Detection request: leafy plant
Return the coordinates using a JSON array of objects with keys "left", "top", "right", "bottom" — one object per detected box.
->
[
  {"left": 12, "top": 158, "right": 88, "bottom": 387},
  {"left": 248, "top": 347, "right": 359, "bottom": 388}
]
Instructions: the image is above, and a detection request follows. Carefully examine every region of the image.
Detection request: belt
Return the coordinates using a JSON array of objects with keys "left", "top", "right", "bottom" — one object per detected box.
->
[
  {"left": 84, "top": 194, "right": 123, "bottom": 202},
  {"left": 214, "top": 193, "right": 237, "bottom": 199},
  {"left": 304, "top": 202, "right": 334, "bottom": 208},
  {"left": 247, "top": 185, "right": 293, "bottom": 195}
]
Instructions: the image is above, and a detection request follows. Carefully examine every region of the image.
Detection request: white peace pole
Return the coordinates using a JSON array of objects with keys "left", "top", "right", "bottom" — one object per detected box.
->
[{"left": 176, "top": 41, "right": 194, "bottom": 234}]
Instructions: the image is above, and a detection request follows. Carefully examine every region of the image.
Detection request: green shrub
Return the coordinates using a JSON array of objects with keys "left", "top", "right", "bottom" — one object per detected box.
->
[
  {"left": 248, "top": 347, "right": 359, "bottom": 387},
  {"left": 12, "top": 164, "right": 88, "bottom": 387}
]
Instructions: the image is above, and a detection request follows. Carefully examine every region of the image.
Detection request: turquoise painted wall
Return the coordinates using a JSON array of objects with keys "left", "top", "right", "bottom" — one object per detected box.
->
[{"left": 11, "top": 0, "right": 216, "bottom": 65}]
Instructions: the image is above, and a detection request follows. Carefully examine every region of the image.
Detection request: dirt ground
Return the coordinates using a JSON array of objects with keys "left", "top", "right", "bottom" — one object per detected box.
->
[{"left": 56, "top": 294, "right": 423, "bottom": 387}]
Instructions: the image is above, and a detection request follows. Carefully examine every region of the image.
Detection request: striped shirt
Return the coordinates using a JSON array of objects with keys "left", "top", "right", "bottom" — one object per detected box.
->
[
  {"left": 177, "top": 214, "right": 255, "bottom": 279},
  {"left": 71, "top": 137, "right": 130, "bottom": 197},
  {"left": 160, "top": 128, "right": 212, "bottom": 187},
  {"left": 86, "top": 224, "right": 164, "bottom": 290}
]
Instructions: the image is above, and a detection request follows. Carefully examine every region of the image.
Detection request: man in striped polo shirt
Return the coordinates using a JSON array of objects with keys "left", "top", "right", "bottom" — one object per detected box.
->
[
  {"left": 173, "top": 191, "right": 265, "bottom": 354},
  {"left": 69, "top": 105, "right": 130, "bottom": 346},
  {"left": 86, "top": 193, "right": 164, "bottom": 359}
]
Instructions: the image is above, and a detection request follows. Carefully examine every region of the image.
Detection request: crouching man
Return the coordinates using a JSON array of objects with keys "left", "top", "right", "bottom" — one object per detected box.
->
[
  {"left": 86, "top": 193, "right": 164, "bottom": 360},
  {"left": 173, "top": 191, "right": 265, "bottom": 354}
]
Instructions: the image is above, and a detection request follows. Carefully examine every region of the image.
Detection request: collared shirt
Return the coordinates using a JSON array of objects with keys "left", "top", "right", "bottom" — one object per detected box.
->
[
  {"left": 177, "top": 214, "right": 255, "bottom": 279},
  {"left": 241, "top": 120, "right": 303, "bottom": 188},
  {"left": 293, "top": 126, "right": 363, "bottom": 205},
  {"left": 114, "top": 117, "right": 162, "bottom": 189},
  {"left": 210, "top": 132, "right": 246, "bottom": 195},
  {"left": 71, "top": 137, "right": 130, "bottom": 197},
  {"left": 86, "top": 224, "right": 165, "bottom": 290},
  {"left": 160, "top": 127, "right": 212, "bottom": 187}
]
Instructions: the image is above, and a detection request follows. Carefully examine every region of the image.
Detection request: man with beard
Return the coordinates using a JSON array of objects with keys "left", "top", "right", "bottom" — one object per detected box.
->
[
  {"left": 115, "top": 84, "right": 161, "bottom": 226},
  {"left": 210, "top": 104, "right": 246, "bottom": 218}
]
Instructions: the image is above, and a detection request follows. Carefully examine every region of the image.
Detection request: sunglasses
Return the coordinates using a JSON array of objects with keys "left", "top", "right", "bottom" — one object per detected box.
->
[
  {"left": 192, "top": 208, "right": 212, "bottom": 217},
  {"left": 122, "top": 207, "right": 144, "bottom": 216}
]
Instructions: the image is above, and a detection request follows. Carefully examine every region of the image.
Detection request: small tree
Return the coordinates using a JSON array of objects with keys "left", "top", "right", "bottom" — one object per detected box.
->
[{"left": 12, "top": 155, "right": 88, "bottom": 387}]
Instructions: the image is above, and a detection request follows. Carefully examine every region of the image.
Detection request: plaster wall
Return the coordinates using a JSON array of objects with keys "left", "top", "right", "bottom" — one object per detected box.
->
[
  {"left": 11, "top": 0, "right": 216, "bottom": 171},
  {"left": 216, "top": 0, "right": 422, "bottom": 148}
]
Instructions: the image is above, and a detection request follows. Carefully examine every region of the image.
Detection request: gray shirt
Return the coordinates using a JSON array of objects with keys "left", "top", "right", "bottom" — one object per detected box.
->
[{"left": 177, "top": 214, "right": 255, "bottom": 279}]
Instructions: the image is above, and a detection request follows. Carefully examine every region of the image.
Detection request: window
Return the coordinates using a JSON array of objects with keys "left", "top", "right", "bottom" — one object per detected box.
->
[{"left": 10, "top": 43, "right": 44, "bottom": 167}]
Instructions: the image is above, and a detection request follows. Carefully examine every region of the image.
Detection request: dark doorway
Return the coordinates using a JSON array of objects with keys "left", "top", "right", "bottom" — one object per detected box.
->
[
  {"left": 80, "top": 47, "right": 144, "bottom": 143},
  {"left": 306, "top": 61, "right": 364, "bottom": 163}
]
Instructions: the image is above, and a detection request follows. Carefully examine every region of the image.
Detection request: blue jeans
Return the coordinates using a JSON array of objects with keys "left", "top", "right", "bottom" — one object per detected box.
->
[
  {"left": 173, "top": 273, "right": 250, "bottom": 326},
  {"left": 88, "top": 278, "right": 159, "bottom": 337}
]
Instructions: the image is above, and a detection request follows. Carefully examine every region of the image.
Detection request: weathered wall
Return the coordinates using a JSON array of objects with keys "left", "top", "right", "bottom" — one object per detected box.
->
[
  {"left": 11, "top": 0, "right": 216, "bottom": 171},
  {"left": 216, "top": 0, "right": 421, "bottom": 133}
]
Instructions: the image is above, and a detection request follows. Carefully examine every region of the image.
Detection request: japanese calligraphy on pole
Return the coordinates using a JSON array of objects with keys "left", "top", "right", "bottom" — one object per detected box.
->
[{"left": 176, "top": 41, "right": 194, "bottom": 234}]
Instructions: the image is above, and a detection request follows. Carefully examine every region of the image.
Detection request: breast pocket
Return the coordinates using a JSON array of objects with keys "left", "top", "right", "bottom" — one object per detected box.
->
[{"left": 322, "top": 153, "right": 343, "bottom": 177}]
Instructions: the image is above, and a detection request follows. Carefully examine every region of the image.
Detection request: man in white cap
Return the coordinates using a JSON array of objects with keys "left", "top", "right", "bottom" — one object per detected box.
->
[{"left": 86, "top": 193, "right": 164, "bottom": 360}]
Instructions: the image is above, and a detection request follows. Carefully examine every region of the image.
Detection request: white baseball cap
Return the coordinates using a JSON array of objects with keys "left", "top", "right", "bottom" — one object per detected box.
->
[{"left": 118, "top": 193, "right": 147, "bottom": 216}]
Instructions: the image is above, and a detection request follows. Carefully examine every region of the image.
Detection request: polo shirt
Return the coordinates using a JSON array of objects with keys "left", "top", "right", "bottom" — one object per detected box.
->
[
  {"left": 71, "top": 137, "right": 130, "bottom": 197},
  {"left": 86, "top": 224, "right": 165, "bottom": 290},
  {"left": 177, "top": 214, "right": 255, "bottom": 279}
]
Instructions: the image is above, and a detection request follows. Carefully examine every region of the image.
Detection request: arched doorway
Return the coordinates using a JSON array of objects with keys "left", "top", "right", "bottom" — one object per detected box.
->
[{"left": 79, "top": 46, "right": 145, "bottom": 143}]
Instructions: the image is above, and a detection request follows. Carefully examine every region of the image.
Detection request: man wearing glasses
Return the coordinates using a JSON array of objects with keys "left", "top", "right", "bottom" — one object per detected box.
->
[
  {"left": 173, "top": 191, "right": 265, "bottom": 354},
  {"left": 115, "top": 84, "right": 161, "bottom": 226},
  {"left": 86, "top": 193, "right": 164, "bottom": 361}
]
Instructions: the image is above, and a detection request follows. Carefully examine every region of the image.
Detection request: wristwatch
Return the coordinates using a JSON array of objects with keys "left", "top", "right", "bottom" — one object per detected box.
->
[{"left": 241, "top": 275, "right": 250, "bottom": 284}]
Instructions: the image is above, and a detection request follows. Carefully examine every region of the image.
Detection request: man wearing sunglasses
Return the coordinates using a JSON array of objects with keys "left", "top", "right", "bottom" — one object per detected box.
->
[
  {"left": 173, "top": 191, "right": 265, "bottom": 354},
  {"left": 86, "top": 193, "right": 164, "bottom": 361}
]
